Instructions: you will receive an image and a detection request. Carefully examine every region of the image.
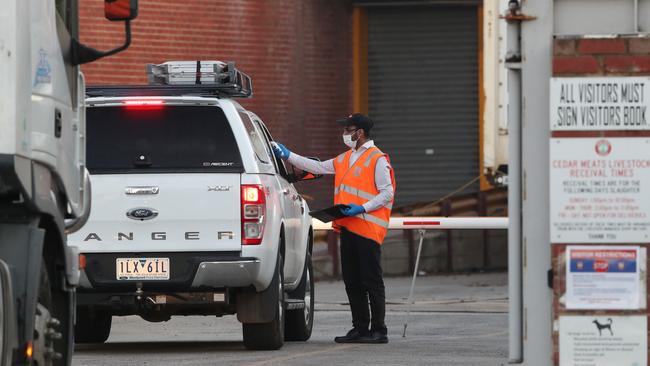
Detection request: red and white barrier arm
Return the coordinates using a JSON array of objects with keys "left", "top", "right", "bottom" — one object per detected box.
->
[{"left": 312, "top": 216, "right": 508, "bottom": 231}]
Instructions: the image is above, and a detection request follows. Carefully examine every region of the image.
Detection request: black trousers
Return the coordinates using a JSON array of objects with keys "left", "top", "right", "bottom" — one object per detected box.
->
[{"left": 340, "top": 229, "right": 387, "bottom": 334}]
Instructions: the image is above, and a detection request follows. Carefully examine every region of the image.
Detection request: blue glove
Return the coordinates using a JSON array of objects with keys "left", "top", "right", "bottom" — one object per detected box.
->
[
  {"left": 271, "top": 142, "right": 290, "bottom": 160},
  {"left": 341, "top": 204, "right": 365, "bottom": 217}
]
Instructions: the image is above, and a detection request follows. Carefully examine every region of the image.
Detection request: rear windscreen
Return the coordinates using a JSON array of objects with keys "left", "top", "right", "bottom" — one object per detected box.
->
[{"left": 86, "top": 105, "right": 243, "bottom": 173}]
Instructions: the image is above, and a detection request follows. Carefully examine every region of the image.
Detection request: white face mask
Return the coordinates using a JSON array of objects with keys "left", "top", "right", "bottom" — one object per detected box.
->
[{"left": 342, "top": 133, "right": 357, "bottom": 148}]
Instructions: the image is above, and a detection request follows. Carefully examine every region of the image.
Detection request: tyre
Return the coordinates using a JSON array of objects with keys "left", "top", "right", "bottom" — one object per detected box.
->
[
  {"left": 242, "top": 253, "right": 285, "bottom": 350},
  {"left": 74, "top": 307, "right": 112, "bottom": 344},
  {"left": 32, "top": 261, "right": 63, "bottom": 366},
  {"left": 0, "top": 260, "right": 13, "bottom": 365},
  {"left": 284, "top": 252, "right": 314, "bottom": 341}
]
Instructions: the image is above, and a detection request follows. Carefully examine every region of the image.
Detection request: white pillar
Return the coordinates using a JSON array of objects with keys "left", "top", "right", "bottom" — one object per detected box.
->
[{"left": 520, "top": 0, "right": 554, "bottom": 364}]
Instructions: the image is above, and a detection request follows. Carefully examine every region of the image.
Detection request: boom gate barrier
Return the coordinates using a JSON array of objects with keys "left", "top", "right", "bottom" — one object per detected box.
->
[{"left": 312, "top": 217, "right": 509, "bottom": 336}]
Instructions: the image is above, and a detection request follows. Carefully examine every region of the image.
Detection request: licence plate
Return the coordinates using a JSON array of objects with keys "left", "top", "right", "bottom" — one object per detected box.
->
[{"left": 116, "top": 258, "right": 170, "bottom": 280}]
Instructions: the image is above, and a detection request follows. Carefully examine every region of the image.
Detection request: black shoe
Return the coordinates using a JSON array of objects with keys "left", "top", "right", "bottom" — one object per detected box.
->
[
  {"left": 334, "top": 328, "right": 368, "bottom": 343},
  {"left": 358, "top": 330, "right": 388, "bottom": 344}
]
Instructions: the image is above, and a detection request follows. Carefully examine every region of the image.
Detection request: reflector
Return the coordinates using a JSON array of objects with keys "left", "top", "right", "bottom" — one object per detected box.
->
[{"left": 105, "top": 0, "right": 138, "bottom": 21}]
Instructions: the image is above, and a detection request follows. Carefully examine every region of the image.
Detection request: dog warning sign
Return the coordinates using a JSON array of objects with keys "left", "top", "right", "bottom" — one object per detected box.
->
[{"left": 560, "top": 315, "right": 647, "bottom": 366}]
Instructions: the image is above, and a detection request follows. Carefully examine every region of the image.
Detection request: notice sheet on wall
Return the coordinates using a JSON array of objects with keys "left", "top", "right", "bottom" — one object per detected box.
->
[
  {"left": 560, "top": 315, "right": 647, "bottom": 366},
  {"left": 550, "top": 138, "right": 650, "bottom": 243},
  {"left": 565, "top": 246, "right": 644, "bottom": 310}
]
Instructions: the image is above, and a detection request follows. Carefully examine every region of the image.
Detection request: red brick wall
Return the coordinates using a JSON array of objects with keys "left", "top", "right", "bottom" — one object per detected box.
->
[
  {"left": 554, "top": 37, "right": 650, "bottom": 75},
  {"left": 552, "top": 35, "right": 650, "bottom": 365},
  {"left": 79, "top": 0, "right": 353, "bottom": 209}
]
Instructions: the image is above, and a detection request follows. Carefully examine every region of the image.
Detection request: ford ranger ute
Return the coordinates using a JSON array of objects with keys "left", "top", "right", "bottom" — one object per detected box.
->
[{"left": 68, "top": 61, "right": 317, "bottom": 350}]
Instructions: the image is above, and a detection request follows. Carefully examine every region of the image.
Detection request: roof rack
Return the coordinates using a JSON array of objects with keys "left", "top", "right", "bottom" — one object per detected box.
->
[{"left": 86, "top": 60, "right": 253, "bottom": 98}]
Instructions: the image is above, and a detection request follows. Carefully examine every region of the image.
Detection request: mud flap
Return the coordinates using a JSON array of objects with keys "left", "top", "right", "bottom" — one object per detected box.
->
[
  {"left": 236, "top": 256, "right": 280, "bottom": 324},
  {"left": 0, "top": 222, "right": 44, "bottom": 350}
]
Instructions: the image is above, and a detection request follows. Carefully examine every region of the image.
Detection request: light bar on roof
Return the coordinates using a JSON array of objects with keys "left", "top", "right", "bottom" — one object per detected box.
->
[
  {"left": 146, "top": 61, "right": 226, "bottom": 85},
  {"left": 144, "top": 60, "right": 253, "bottom": 97}
]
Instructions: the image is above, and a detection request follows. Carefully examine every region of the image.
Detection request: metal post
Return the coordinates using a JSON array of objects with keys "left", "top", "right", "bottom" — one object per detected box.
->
[
  {"left": 442, "top": 200, "right": 454, "bottom": 272},
  {"left": 634, "top": 0, "right": 639, "bottom": 33},
  {"left": 478, "top": 191, "right": 490, "bottom": 268},
  {"left": 520, "top": 0, "right": 554, "bottom": 364},
  {"left": 406, "top": 229, "right": 416, "bottom": 274},
  {"left": 506, "top": 11, "right": 523, "bottom": 363},
  {"left": 402, "top": 229, "right": 426, "bottom": 338}
]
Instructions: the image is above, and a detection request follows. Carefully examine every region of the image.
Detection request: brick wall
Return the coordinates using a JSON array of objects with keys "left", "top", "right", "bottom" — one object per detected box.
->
[
  {"left": 552, "top": 35, "right": 650, "bottom": 365},
  {"left": 554, "top": 37, "right": 650, "bottom": 75},
  {"left": 79, "top": 0, "right": 353, "bottom": 209}
]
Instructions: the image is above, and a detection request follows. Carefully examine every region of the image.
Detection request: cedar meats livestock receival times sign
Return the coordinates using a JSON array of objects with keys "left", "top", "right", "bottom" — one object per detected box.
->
[
  {"left": 551, "top": 77, "right": 650, "bottom": 366},
  {"left": 550, "top": 77, "right": 650, "bottom": 243}
]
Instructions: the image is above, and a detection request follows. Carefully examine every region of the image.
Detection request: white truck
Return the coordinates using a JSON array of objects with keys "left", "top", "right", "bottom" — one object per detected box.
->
[
  {"left": 68, "top": 61, "right": 316, "bottom": 350},
  {"left": 0, "top": 0, "right": 138, "bottom": 364}
]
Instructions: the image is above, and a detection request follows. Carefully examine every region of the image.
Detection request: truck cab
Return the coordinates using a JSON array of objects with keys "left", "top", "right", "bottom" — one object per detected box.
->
[{"left": 0, "top": 0, "right": 138, "bottom": 364}]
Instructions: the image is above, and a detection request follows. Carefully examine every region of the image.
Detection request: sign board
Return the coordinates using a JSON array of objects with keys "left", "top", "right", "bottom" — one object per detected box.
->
[
  {"left": 565, "top": 246, "right": 645, "bottom": 309},
  {"left": 550, "top": 138, "right": 650, "bottom": 243},
  {"left": 551, "top": 77, "right": 650, "bottom": 131},
  {"left": 560, "top": 315, "right": 647, "bottom": 366}
]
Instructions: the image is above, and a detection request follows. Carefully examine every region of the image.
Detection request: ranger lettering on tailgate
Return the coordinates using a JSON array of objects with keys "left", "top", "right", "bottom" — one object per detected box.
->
[{"left": 83, "top": 231, "right": 235, "bottom": 241}]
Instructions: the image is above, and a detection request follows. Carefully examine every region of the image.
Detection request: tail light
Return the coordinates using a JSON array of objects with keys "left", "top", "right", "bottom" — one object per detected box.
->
[{"left": 241, "top": 185, "right": 266, "bottom": 245}]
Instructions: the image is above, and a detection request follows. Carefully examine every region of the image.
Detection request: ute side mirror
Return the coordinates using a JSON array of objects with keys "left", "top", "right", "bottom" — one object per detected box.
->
[
  {"left": 300, "top": 172, "right": 319, "bottom": 181},
  {"left": 288, "top": 157, "right": 323, "bottom": 183},
  {"left": 105, "top": 0, "right": 139, "bottom": 21},
  {"left": 72, "top": 0, "right": 139, "bottom": 65}
]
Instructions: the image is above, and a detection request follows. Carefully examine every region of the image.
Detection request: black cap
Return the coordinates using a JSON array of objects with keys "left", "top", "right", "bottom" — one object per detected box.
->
[{"left": 337, "top": 113, "right": 374, "bottom": 133}]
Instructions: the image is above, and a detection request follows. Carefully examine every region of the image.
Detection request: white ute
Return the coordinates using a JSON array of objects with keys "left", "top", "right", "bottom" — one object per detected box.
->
[{"left": 68, "top": 61, "right": 317, "bottom": 350}]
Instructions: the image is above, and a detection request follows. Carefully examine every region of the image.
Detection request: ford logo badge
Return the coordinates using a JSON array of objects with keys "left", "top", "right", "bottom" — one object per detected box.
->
[{"left": 126, "top": 208, "right": 158, "bottom": 221}]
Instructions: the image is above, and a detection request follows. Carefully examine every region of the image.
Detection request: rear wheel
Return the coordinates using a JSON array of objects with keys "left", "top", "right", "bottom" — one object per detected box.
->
[
  {"left": 0, "top": 260, "right": 12, "bottom": 365},
  {"left": 242, "top": 253, "right": 285, "bottom": 350},
  {"left": 32, "top": 262, "right": 63, "bottom": 366},
  {"left": 285, "top": 252, "right": 314, "bottom": 341},
  {"left": 74, "top": 307, "right": 112, "bottom": 344}
]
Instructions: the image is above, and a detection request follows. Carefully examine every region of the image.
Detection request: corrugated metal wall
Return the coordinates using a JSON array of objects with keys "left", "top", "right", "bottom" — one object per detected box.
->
[{"left": 367, "top": 5, "right": 479, "bottom": 207}]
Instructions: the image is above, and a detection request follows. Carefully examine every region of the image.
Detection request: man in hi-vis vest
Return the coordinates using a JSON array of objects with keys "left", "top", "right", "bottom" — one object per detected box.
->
[{"left": 273, "top": 113, "right": 395, "bottom": 344}]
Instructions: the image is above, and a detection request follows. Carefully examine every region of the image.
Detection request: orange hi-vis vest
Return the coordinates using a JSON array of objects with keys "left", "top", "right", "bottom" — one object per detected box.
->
[{"left": 332, "top": 146, "right": 396, "bottom": 244}]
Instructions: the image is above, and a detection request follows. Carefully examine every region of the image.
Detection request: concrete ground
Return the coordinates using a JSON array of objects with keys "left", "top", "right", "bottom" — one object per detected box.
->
[{"left": 73, "top": 272, "right": 508, "bottom": 366}]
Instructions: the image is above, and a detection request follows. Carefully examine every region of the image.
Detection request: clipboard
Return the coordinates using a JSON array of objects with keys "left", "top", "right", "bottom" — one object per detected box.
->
[{"left": 309, "top": 204, "right": 349, "bottom": 223}]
